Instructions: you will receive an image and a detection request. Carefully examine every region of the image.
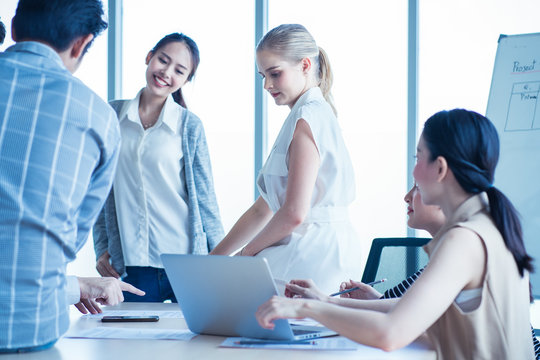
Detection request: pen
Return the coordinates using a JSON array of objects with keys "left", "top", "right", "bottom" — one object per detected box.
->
[
  {"left": 235, "top": 340, "right": 316, "bottom": 345},
  {"left": 329, "top": 278, "right": 387, "bottom": 297}
]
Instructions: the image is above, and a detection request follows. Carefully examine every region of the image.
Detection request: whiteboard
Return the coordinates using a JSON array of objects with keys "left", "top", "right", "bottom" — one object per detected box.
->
[{"left": 486, "top": 33, "right": 540, "bottom": 297}]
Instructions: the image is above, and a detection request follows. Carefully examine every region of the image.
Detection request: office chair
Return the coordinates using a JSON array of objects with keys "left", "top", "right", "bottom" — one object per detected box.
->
[{"left": 361, "top": 237, "right": 431, "bottom": 294}]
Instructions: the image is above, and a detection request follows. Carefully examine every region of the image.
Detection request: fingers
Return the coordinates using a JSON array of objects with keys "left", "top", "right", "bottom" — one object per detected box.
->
[
  {"left": 119, "top": 281, "right": 145, "bottom": 296},
  {"left": 96, "top": 252, "right": 120, "bottom": 278},
  {"left": 256, "top": 297, "right": 280, "bottom": 329},
  {"left": 256, "top": 295, "right": 307, "bottom": 329},
  {"left": 286, "top": 283, "right": 307, "bottom": 296},
  {"left": 339, "top": 279, "right": 383, "bottom": 300},
  {"left": 74, "top": 302, "right": 88, "bottom": 314},
  {"left": 75, "top": 299, "right": 102, "bottom": 314},
  {"left": 289, "top": 279, "right": 313, "bottom": 287},
  {"left": 340, "top": 280, "right": 353, "bottom": 291},
  {"left": 99, "top": 278, "right": 124, "bottom": 306},
  {"left": 96, "top": 261, "right": 120, "bottom": 278}
]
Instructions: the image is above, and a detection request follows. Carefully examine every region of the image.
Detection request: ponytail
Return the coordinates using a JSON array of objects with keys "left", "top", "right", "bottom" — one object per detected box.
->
[
  {"left": 172, "top": 89, "right": 187, "bottom": 108},
  {"left": 486, "top": 186, "right": 533, "bottom": 276},
  {"left": 317, "top": 47, "right": 337, "bottom": 116},
  {"left": 423, "top": 109, "right": 534, "bottom": 278}
]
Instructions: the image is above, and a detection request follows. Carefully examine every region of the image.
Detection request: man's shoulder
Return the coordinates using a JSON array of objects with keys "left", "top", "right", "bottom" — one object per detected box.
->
[{"left": 64, "top": 79, "right": 116, "bottom": 122}]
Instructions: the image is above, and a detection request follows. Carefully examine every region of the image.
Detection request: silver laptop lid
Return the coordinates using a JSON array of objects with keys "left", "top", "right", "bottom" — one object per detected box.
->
[{"left": 161, "top": 254, "right": 296, "bottom": 340}]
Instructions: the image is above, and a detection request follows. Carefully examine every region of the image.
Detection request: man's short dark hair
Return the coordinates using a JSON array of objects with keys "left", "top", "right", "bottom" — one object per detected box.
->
[
  {"left": 0, "top": 18, "right": 6, "bottom": 45},
  {"left": 12, "top": 0, "right": 107, "bottom": 52}
]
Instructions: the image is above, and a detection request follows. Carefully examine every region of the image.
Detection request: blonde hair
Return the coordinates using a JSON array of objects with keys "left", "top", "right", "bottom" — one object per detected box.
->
[{"left": 257, "top": 24, "right": 337, "bottom": 116}]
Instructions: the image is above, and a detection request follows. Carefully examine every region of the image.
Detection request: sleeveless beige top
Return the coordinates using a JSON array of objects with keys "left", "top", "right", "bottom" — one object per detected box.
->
[{"left": 424, "top": 193, "right": 533, "bottom": 360}]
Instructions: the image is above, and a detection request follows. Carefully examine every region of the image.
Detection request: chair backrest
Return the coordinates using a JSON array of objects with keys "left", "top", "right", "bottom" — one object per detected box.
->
[{"left": 361, "top": 237, "right": 431, "bottom": 294}]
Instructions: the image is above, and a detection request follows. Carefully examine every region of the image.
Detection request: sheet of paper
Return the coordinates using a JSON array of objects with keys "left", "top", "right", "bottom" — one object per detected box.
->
[
  {"left": 65, "top": 326, "right": 196, "bottom": 340},
  {"left": 220, "top": 336, "right": 359, "bottom": 350},
  {"left": 81, "top": 309, "right": 183, "bottom": 319}
]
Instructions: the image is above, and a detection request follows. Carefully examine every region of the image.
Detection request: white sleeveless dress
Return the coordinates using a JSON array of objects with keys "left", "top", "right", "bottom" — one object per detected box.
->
[{"left": 256, "top": 87, "right": 363, "bottom": 294}]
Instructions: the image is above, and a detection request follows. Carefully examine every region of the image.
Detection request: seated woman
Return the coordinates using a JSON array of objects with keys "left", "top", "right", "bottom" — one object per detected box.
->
[
  {"left": 255, "top": 109, "right": 535, "bottom": 359},
  {"left": 335, "top": 183, "right": 444, "bottom": 300},
  {"left": 287, "top": 183, "right": 540, "bottom": 359}
]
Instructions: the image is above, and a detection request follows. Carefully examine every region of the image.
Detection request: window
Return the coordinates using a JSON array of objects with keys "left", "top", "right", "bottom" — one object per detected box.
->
[{"left": 418, "top": 0, "right": 540, "bottom": 125}]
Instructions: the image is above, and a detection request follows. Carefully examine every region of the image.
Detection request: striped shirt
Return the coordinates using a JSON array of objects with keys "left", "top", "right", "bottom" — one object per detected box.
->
[
  {"left": 381, "top": 267, "right": 540, "bottom": 359},
  {"left": 0, "top": 42, "right": 120, "bottom": 350}
]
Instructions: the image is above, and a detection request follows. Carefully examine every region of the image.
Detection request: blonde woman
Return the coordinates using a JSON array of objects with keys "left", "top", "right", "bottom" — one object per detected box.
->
[{"left": 211, "top": 24, "right": 362, "bottom": 294}]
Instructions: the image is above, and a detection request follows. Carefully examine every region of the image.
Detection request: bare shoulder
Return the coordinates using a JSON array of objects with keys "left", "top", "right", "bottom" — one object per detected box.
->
[
  {"left": 290, "top": 118, "right": 318, "bottom": 155},
  {"left": 293, "top": 118, "right": 313, "bottom": 136}
]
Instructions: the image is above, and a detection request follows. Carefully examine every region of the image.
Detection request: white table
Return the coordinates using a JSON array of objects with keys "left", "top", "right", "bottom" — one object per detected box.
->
[{"left": 2, "top": 302, "right": 436, "bottom": 359}]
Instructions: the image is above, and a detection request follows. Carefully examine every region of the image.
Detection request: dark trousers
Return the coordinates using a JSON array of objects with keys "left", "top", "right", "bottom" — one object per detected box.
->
[{"left": 122, "top": 266, "right": 177, "bottom": 303}]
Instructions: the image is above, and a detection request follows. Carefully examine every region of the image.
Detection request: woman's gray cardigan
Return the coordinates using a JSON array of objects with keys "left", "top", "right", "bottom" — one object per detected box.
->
[{"left": 93, "top": 100, "right": 224, "bottom": 276}]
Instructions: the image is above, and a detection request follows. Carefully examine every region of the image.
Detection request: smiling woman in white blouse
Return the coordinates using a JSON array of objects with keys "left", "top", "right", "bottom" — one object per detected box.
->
[{"left": 93, "top": 33, "right": 223, "bottom": 302}]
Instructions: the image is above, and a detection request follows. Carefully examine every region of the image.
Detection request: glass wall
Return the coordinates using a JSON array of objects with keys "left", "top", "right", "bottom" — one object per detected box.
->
[{"left": 268, "top": 0, "right": 409, "bottom": 264}]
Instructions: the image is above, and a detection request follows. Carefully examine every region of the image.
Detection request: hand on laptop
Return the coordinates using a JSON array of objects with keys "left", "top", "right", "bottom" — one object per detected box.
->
[
  {"left": 256, "top": 295, "right": 310, "bottom": 330},
  {"left": 285, "top": 279, "right": 330, "bottom": 302}
]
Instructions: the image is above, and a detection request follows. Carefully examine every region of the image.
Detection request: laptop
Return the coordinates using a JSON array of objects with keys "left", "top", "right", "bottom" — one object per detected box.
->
[{"left": 161, "top": 254, "right": 338, "bottom": 341}]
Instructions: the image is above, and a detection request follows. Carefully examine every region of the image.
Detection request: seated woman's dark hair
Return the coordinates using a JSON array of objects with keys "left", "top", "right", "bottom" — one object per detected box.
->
[
  {"left": 422, "top": 109, "right": 533, "bottom": 277},
  {"left": 12, "top": 0, "right": 107, "bottom": 53}
]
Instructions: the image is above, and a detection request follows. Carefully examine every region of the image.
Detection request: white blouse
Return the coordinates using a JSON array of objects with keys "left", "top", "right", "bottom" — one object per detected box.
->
[{"left": 114, "top": 91, "right": 190, "bottom": 268}]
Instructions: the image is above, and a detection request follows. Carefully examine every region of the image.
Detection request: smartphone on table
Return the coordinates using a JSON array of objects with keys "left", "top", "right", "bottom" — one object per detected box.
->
[{"left": 101, "top": 315, "right": 159, "bottom": 322}]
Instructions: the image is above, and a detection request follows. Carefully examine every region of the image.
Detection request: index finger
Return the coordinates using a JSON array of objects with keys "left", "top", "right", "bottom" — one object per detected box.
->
[{"left": 119, "top": 281, "right": 145, "bottom": 296}]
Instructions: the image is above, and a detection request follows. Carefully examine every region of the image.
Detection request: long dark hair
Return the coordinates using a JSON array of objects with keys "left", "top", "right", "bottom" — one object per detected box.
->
[
  {"left": 422, "top": 109, "right": 533, "bottom": 277},
  {"left": 149, "top": 33, "right": 200, "bottom": 108}
]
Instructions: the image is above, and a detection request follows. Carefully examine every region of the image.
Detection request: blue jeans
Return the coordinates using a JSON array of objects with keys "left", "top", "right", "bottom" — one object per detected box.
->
[
  {"left": 122, "top": 266, "right": 177, "bottom": 303},
  {"left": 0, "top": 340, "right": 56, "bottom": 354}
]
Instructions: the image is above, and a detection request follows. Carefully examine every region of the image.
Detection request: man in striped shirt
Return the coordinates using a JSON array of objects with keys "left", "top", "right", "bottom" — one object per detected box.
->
[{"left": 0, "top": 0, "right": 143, "bottom": 353}]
